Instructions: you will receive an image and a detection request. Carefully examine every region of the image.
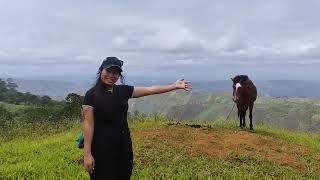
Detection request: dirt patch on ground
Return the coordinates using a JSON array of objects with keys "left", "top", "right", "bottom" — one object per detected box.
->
[
  {"left": 214, "top": 130, "right": 307, "bottom": 171},
  {"left": 132, "top": 124, "right": 319, "bottom": 173}
]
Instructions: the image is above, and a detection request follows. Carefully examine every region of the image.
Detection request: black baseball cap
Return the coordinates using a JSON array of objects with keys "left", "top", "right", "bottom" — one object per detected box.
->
[{"left": 100, "top": 57, "right": 123, "bottom": 72}]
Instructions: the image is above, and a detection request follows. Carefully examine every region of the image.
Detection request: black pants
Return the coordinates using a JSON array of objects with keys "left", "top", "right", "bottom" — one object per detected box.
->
[{"left": 90, "top": 130, "right": 133, "bottom": 180}]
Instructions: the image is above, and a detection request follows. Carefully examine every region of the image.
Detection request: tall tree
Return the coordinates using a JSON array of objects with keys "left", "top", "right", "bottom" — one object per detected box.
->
[
  {"left": 64, "top": 93, "right": 83, "bottom": 120},
  {"left": 40, "top": 95, "right": 53, "bottom": 106},
  {"left": 0, "top": 79, "right": 7, "bottom": 101}
]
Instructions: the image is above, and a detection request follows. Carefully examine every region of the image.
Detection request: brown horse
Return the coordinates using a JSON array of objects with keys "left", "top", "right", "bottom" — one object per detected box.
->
[{"left": 231, "top": 75, "right": 257, "bottom": 130}]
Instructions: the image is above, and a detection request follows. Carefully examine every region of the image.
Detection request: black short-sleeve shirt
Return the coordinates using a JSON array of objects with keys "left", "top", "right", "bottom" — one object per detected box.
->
[{"left": 83, "top": 84, "right": 134, "bottom": 132}]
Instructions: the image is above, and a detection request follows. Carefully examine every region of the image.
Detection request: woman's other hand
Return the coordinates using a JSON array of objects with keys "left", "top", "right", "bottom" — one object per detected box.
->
[
  {"left": 174, "top": 79, "right": 192, "bottom": 91},
  {"left": 84, "top": 153, "right": 95, "bottom": 174}
]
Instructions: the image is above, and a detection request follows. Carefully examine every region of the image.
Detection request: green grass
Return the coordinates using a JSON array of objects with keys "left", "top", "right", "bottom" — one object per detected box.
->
[
  {"left": 0, "top": 120, "right": 77, "bottom": 143},
  {"left": 256, "top": 126, "right": 320, "bottom": 152},
  {"left": 1, "top": 117, "right": 320, "bottom": 179},
  {"left": 0, "top": 126, "right": 86, "bottom": 179}
]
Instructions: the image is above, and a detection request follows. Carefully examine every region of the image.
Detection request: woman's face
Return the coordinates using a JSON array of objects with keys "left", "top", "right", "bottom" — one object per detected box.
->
[{"left": 100, "top": 67, "right": 121, "bottom": 85}]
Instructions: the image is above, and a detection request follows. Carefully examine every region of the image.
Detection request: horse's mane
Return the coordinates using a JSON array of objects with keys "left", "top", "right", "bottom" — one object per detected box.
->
[{"left": 232, "top": 75, "right": 249, "bottom": 84}]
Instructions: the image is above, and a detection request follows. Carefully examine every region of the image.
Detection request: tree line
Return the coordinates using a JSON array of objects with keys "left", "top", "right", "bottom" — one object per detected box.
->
[{"left": 0, "top": 78, "right": 83, "bottom": 127}]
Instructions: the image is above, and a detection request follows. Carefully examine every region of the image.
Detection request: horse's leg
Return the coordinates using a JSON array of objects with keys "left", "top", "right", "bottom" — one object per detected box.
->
[
  {"left": 237, "top": 104, "right": 242, "bottom": 128},
  {"left": 238, "top": 111, "right": 242, "bottom": 128},
  {"left": 249, "top": 103, "right": 254, "bottom": 130},
  {"left": 243, "top": 111, "right": 246, "bottom": 127},
  {"left": 240, "top": 114, "right": 243, "bottom": 129},
  {"left": 243, "top": 104, "right": 249, "bottom": 128}
]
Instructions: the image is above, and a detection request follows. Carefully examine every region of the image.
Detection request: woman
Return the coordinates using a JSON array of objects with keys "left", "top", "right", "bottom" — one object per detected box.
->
[{"left": 82, "top": 57, "right": 192, "bottom": 179}]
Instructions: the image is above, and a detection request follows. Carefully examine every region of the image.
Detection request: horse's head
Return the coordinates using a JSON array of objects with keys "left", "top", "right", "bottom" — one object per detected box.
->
[{"left": 231, "top": 77, "right": 243, "bottom": 102}]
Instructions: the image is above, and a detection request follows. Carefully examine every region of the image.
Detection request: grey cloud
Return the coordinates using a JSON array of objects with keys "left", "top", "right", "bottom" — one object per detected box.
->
[{"left": 0, "top": 0, "right": 320, "bottom": 80}]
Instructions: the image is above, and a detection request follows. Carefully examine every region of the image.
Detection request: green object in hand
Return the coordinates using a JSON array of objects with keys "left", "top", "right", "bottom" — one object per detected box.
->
[{"left": 76, "top": 132, "right": 84, "bottom": 149}]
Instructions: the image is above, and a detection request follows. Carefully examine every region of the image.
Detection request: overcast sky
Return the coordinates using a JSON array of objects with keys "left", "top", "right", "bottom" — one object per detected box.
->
[{"left": 0, "top": 0, "right": 320, "bottom": 81}]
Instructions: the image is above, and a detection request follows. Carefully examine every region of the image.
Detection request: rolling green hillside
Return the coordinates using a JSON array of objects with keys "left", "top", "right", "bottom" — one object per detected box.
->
[{"left": 129, "top": 91, "right": 320, "bottom": 132}]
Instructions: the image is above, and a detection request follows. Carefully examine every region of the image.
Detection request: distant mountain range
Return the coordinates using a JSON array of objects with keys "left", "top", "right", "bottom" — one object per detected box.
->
[
  {"left": 14, "top": 79, "right": 88, "bottom": 100},
  {"left": 10, "top": 77, "right": 320, "bottom": 100},
  {"left": 193, "top": 80, "right": 320, "bottom": 98}
]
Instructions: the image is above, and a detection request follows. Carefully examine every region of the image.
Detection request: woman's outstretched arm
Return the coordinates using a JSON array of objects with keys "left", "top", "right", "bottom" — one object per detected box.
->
[{"left": 132, "top": 79, "right": 192, "bottom": 98}]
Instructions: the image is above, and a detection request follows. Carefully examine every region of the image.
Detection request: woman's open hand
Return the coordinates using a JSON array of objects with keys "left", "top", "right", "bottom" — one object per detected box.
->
[{"left": 174, "top": 79, "right": 192, "bottom": 91}]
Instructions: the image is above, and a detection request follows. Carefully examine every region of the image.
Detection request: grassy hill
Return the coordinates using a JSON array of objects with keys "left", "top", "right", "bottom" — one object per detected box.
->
[{"left": 1, "top": 118, "right": 320, "bottom": 179}]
